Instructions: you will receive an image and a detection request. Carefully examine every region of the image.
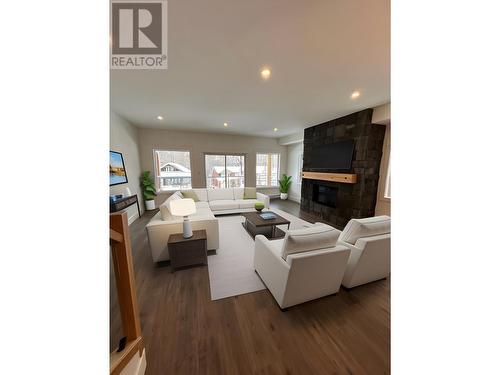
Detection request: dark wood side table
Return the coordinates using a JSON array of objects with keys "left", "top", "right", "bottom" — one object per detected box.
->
[
  {"left": 167, "top": 230, "right": 207, "bottom": 272},
  {"left": 110, "top": 194, "right": 141, "bottom": 217}
]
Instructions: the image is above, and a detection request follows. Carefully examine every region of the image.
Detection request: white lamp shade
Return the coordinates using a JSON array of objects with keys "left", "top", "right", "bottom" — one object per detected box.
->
[{"left": 170, "top": 198, "right": 196, "bottom": 217}]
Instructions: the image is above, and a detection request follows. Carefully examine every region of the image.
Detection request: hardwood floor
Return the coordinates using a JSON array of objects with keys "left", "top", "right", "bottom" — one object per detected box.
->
[{"left": 110, "top": 199, "right": 390, "bottom": 375}]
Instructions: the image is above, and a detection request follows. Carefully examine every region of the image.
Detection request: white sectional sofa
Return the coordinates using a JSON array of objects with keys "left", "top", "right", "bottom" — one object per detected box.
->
[
  {"left": 146, "top": 188, "right": 270, "bottom": 262},
  {"left": 190, "top": 187, "right": 270, "bottom": 215}
]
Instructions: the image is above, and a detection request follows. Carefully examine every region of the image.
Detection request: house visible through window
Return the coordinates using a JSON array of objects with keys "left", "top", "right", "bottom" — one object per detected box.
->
[
  {"left": 205, "top": 154, "right": 245, "bottom": 188},
  {"left": 256, "top": 153, "right": 280, "bottom": 187},
  {"left": 154, "top": 150, "right": 192, "bottom": 190}
]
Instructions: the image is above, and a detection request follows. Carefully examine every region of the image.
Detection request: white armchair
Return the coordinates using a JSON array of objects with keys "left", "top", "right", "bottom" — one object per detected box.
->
[
  {"left": 339, "top": 216, "right": 391, "bottom": 288},
  {"left": 254, "top": 223, "right": 350, "bottom": 309}
]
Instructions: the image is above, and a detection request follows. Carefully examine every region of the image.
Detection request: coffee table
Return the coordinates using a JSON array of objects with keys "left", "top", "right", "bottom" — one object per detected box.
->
[{"left": 241, "top": 211, "right": 291, "bottom": 240}]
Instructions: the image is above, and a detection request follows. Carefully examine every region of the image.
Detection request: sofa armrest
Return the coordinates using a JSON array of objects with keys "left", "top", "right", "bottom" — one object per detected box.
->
[
  {"left": 146, "top": 217, "right": 219, "bottom": 261},
  {"left": 256, "top": 192, "right": 270, "bottom": 208},
  {"left": 253, "top": 235, "right": 290, "bottom": 307}
]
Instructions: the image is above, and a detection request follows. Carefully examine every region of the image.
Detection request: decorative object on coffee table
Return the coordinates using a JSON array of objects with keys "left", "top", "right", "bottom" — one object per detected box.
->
[
  {"left": 167, "top": 230, "right": 207, "bottom": 272},
  {"left": 254, "top": 202, "right": 265, "bottom": 212},
  {"left": 241, "top": 211, "right": 290, "bottom": 239},
  {"left": 170, "top": 198, "right": 196, "bottom": 238},
  {"left": 279, "top": 174, "right": 292, "bottom": 200},
  {"left": 259, "top": 212, "right": 277, "bottom": 220}
]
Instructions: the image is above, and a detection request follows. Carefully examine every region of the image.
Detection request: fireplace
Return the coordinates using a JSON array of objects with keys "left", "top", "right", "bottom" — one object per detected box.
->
[
  {"left": 313, "top": 184, "right": 338, "bottom": 208},
  {"left": 300, "top": 108, "right": 386, "bottom": 228}
]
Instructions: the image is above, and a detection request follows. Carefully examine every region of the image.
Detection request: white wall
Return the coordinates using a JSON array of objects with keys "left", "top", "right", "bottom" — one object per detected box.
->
[
  {"left": 279, "top": 132, "right": 304, "bottom": 146},
  {"left": 110, "top": 112, "right": 143, "bottom": 224},
  {"left": 137, "top": 128, "right": 287, "bottom": 204},
  {"left": 285, "top": 141, "right": 303, "bottom": 203},
  {"left": 372, "top": 102, "right": 390, "bottom": 124}
]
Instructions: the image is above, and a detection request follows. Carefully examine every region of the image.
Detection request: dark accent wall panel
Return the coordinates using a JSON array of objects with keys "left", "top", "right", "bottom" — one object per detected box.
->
[{"left": 301, "top": 109, "right": 386, "bottom": 228}]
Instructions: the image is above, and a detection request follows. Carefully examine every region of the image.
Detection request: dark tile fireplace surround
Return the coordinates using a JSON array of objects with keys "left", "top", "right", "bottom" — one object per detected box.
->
[{"left": 300, "top": 109, "right": 386, "bottom": 229}]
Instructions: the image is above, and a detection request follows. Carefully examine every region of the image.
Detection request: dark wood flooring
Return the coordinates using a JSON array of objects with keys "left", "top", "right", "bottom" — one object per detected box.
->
[{"left": 110, "top": 199, "right": 390, "bottom": 375}]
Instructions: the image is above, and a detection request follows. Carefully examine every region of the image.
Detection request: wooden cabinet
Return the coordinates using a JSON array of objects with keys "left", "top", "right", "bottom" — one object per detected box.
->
[
  {"left": 110, "top": 195, "right": 141, "bottom": 217},
  {"left": 168, "top": 230, "right": 207, "bottom": 272}
]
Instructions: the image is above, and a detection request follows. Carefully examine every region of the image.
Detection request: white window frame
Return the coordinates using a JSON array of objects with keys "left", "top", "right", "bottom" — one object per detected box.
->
[
  {"left": 297, "top": 153, "right": 303, "bottom": 183},
  {"left": 153, "top": 149, "right": 193, "bottom": 191},
  {"left": 384, "top": 156, "right": 391, "bottom": 199},
  {"left": 204, "top": 153, "right": 246, "bottom": 189},
  {"left": 256, "top": 153, "right": 281, "bottom": 188}
]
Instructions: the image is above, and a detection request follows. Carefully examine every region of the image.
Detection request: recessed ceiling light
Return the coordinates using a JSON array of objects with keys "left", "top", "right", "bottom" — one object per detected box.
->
[
  {"left": 261, "top": 67, "right": 271, "bottom": 80},
  {"left": 157, "top": 115, "right": 164, "bottom": 120},
  {"left": 351, "top": 91, "right": 361, "bottom": 99},
  {"left": 223, "top": 122, "right": 228, "bottom": 127},
  {"left": 273, "top": 127, "right": 278, "bottom": 132}
]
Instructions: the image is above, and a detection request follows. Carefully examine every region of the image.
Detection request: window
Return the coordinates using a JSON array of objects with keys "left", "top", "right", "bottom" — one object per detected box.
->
[
  {"left": 297, "top": 153, "right": 303, "bottom": 183},
  {"left": 384, "top": 157, "right": 391, "bottom": 199},
  {"left": 205, "top": 154, "right": 245, "bottom": 188},
  {"left": 256, "top": 153, "right": 280, "bottom": 187},
  {"left": 154, "top": 150, "right": 192, "bottom": 190}
]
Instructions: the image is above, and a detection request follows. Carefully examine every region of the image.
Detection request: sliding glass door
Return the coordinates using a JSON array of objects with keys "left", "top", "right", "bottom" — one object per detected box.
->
[{"left": 205, "top": 154, "right": 245, "bottom": 188}]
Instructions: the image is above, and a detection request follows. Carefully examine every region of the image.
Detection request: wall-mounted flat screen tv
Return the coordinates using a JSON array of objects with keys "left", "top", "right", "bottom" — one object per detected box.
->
[
  {"left": 110, "top": 151, "right": 128, "bottom": 186},
  {"left": 309, "top": 140, "right": 355, "bottom": 171}
]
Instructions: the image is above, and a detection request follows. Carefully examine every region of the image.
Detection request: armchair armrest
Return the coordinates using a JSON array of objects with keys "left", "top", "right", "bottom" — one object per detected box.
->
[
  {"left": 253, "top": 235, "right": 290, "bottom": 307},
  {"left": 338, "top": 234, "right": 390, "bottom": 288},
  {"left": 338, "top": 240, "right": 364, "bottom": 285},
  {"left": 256, "top": 192, "right": 270, "bottom": 208}
]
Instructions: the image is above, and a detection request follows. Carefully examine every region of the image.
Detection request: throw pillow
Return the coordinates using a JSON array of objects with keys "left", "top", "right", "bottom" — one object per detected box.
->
[
  {"left": 181, "top": 190, "right": 199, "bottom": 202},
  {"left": 243, "top": 187, "right": 257, "bottom": 199}
]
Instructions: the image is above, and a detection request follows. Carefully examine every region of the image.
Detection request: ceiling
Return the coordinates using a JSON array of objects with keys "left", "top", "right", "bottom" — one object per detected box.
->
[{"left": 110, "top": 0, "right": 390, "bottom": 138}]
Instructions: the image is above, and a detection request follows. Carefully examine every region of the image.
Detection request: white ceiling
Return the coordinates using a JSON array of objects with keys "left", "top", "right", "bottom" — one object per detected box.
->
[{"left": 111, "top": 0, "right": 390, "bottom": 138}]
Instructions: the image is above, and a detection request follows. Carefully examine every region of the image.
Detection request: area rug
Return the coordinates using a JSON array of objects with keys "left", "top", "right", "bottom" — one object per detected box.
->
[{"left": 207, "top": 208, "right": 311, "bottom": 301}]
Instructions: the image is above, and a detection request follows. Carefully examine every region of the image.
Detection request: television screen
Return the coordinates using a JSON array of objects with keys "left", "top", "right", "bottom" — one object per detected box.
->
[
  {"left": 309, "top": 140, "right": 355, "bottom": 171},
  {"left": 110, "top": 151, "right": 128, "bottom": 186}
]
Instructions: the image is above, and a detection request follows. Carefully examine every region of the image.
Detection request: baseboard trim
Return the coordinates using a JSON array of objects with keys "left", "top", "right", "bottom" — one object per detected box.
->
[
  {"left": 128, "top": 212, "right": 139, "bottom": 225},
  {"left": 288, "top": 195, "right": 301, "bottom": 203}
]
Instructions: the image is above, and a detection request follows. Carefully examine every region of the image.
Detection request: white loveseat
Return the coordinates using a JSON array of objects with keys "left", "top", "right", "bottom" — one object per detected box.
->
[
  {"left": 339, "top": 215, "right": 391, "bottom": 288},
  {"left": 146, "top": 188, "right": 270, "bottom": 262},
  {"left": 254, "top": 223, "right": 350, "bottom": 309}
]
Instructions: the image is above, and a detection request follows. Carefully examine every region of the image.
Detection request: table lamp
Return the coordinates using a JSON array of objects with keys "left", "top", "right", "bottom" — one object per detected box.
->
[{"left": 170, "top": 198, "right": 197, "bottom": 238}]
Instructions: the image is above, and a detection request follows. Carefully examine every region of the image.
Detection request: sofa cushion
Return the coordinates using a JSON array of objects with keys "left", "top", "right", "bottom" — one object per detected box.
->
[
  {"left": 233, "top": 187, "right": 244, "bottom": 200},
  {"left": 191, "top": 188, "right": 208, "bottom": 202},
  {"left": 281, "top": 223, "right": 341, "bottom": 260},
  {"left": 339, "top": 216, "right": 391, "bottom": 245},
  {"left": 209, "top": 200, "right": 239, "bottom": 211},
  {"left": 207, "top": 188, "right": 234, "bottom": 201},
  {"left": 190, "top": 207, "right": 215, "bottom": 220},
  {"left": 243, "top": 187, "right": 257, "bottom": 199},
  {"left": 195, "top": 201, "right": 210, "bottom": 210},
  {"left": 159, "top": 192, "right": 182, "bottom": 220},
  {"left": 235, "top": 199, "right": 258, "bottom": 209},
  {"left": 181, "top": 190, "right": 199, "bottom": 202}
]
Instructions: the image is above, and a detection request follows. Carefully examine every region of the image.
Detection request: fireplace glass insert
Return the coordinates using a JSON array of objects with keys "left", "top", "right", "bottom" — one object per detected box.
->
[{"left": 312, "top": 184, "right": 338, "bottom": 208}]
